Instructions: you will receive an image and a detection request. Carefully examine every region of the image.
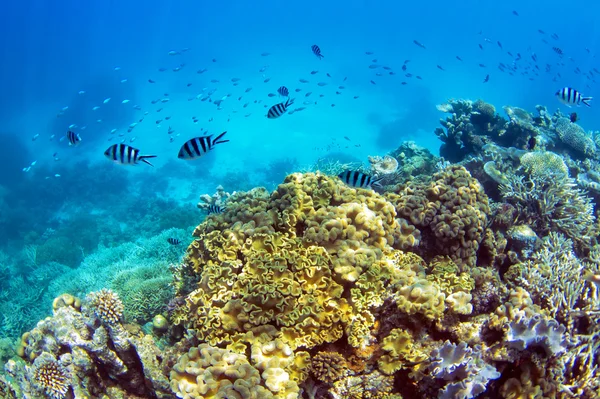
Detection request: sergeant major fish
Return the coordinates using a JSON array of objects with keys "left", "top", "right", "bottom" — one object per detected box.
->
[
  {"left": 556, "top": 87, "right": 592, "bottom": 107},
  {"left": 178, "top": 132, "right": 229, "bottom": 160},
  {"left": 338, "top": 171, "right": 384, "bottom": 189},
  {"left": 67, "top": 130, "right": 81, "bottom": 146},
  {"left": 207, "top": 204, "right": 225, "bottom": 214},
  {"left": 104, "top": 144, "right": 156, "bottom": 166},
  {"left": 311, "top": 44, "right": 324, "bottom": 59},
  {"left": 267, "top": 98, "right": 295, "bottom": 119},
  {"left": 167, "top": 238, "right": 181, "bottom": 245}
]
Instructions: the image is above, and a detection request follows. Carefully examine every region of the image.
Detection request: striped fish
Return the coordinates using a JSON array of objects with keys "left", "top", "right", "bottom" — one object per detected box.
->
[
  {"left": 178, "top": 131, "right": 229, "bottom": 160},
  {"left": 311, "top": 44, "right": 324, "bottom": 59},
  {"left": 338, "top": 171, "right": 384, "bottom": 189},
  {"left": 104, "top": 144, "right": 156, "bottom": 166},
  {"left": 267, "top": 98, "right": 295, "bottom": 119},
  {"left": 67, "top": 130, "right": 81, "bottom": 146},
  {"left": 277, "top": 86, "right": 289, "bottom": 97},
  {"left": 207, "top": 204, "right": 225, "bottom": 214},
  {"left": 167, "top": 237, "right": 180, "bottom": 245},
  {"left": 555, "top": 87, "right": 592, "bottom": 107}
]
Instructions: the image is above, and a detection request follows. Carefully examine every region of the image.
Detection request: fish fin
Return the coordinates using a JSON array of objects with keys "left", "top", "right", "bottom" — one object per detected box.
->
[
  {"left": 582, "top": 97, "right": 593, "bottom": 107},
  {"left": 212, "top": 131, "right": 229, "bottom": 145},
  {"left": 286, "top": 98, "right": 295, "bottom": 107},
  {"left": 139, "top": 155, "right": 157, "bottom": 166}
]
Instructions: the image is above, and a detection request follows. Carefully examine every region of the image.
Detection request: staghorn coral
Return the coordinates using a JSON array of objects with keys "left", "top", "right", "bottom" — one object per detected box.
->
[
  {"left": 500, "top": 172, "right": 595, "bottom": 248},
  {"left": 554, "top": 117, "right": 597, "bottom": 156},
  {"left": 86, "top": 288, "right": 124, "bottom": 325},
  {"left": 386, "top": 165, "right": 490, "bottom": 269}
]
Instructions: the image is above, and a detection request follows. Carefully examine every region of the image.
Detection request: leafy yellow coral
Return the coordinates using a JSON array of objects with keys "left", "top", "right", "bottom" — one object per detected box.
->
[{"left": 378, "top": 328, "right": 428, "bottom": 375}]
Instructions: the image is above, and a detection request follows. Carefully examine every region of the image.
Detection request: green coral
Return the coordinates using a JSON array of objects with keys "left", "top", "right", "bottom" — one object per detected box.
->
[
  {"left": 377, "top": 328, "right": 428, "bottom": 375},
  {"left": 110, "top": 265, "right": 173, "bottom": 323}
]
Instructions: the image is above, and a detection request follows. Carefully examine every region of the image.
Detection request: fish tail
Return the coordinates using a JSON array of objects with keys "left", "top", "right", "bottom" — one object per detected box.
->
[
  {"left": 139, "top": 155, "right": 157, "bottom": 166},
  {"left": 372, "top": 175, "right": 385, "bottom": 187},
  {"left": 582, "top": 97, "right": 593, "bottom": 107},
  {"left": 212, "top": 131, "right": 229, "bottom": 145},
  {"left": 286, "top": 98, "right": 295, "bottom": 107}
]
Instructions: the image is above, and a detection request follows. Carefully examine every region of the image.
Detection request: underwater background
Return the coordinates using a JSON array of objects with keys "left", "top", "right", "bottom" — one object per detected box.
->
[{"left": 1, "top": 0, "right": 600, "bottom": 398}]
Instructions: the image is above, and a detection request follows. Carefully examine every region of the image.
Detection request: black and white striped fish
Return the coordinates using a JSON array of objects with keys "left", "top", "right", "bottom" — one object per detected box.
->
[
  {"left": 207, "top": 204, "right": 225, "bottom": 214},
  {"left": 338, "top": 171, "right": 384, "bottom": 189},
  {"left": 277, "top": 86, "right": 289, "bottom": 97},
  {"left": 67, "top": 130, "right": 81, "bottom": 146},
  {"left": 311, "top": 44, "right": 324, "bottom": 59},
  {"left": 555, "top": 87, "right": 592, "bottom": 107},
  {"left": 178, "top": 132, "right": 229, "bottom": 160},
  {"left": 104, "top": 144, "right": 156, "bottom": 166},
  {"left": 267, "top": 98, "right": 295, "bottom": 119},
  {"left": 167, "top": 237, "right": 181, "bottom": 245}
]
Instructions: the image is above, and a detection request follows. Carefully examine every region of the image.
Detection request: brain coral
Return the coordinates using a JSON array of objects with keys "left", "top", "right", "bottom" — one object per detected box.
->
[
  {"left": 554, "top": 117, "right": 596, "bottom": 156},
  {"left": 385, "top": 166, "right": 489, "bottom": 269}
]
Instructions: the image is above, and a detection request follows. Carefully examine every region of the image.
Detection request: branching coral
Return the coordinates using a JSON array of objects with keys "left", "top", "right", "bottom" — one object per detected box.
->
[
  {"left": 500, "top": 173, "right": 595, "bottom": 248},
  {"left": 86, "top": 288, "right": 124, "bottom": 325},
  {"left": 310, "top": 351, "right": 348, "bottom": 383},
  {"left": 32, "top": 356, "right": 70, "bottom": 399}
]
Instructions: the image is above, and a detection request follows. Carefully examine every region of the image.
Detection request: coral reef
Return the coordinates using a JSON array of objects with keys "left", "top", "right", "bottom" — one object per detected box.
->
[
  {"left": 386, "top": 165, "right": 489, "bottom": 269},
  {"left": 5, "top": 291, "right": 172, "bottom": 398}
]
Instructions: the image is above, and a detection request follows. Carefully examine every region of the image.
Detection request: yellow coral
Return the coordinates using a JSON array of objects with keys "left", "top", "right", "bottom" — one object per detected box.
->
[
  {"left": 33, "top": 359, "right": 70, "bottom": 399},
  {"left": 445, "top": 292, "right": 473, "bottom": 315},
  {"left": 395, "top": 279, "right": 445, "bottom": 319},
  {"left": 86, "top": 289, "right": 123, "bottom": 325},
  {"left": 170, "top": 344, "right": 287, "bottom": 399},
  {"left": 377, "top": 328, "right": 428, "bottom": 375},
  {"left": 310, "top": 351, "right": 348, "bottom": 383}
]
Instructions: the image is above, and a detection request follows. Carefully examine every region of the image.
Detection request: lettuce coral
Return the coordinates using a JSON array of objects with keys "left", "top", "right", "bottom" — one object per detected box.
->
[{"left": 386, "top": 166, "right": 489, "bottom": 269}]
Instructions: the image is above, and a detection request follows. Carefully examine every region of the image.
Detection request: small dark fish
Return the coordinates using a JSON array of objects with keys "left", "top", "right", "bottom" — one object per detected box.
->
[
  {"left": 570, "top": 112, "right": 579, "bottom": 123},
  {"left": 437, "top": 65, "right": 445, "bottom": 71},
  {"left": 538, "top": 29, "right": 545, "bottom": 34},
  {"left": 365, "top": 51, "right": 374, "bottom": 55},
  {"left": 317, "top": 82, "right": 327, "bottom": 86},
  {"left": 327, "top": 73, "right": 332, "bottom": 78},
  {"left": 413, "top": 40, "right": 426, "bottom": 49},
  {"left": 311, "top": 44, "right": 324, "bottom": 59},
  {"left": 344, "top": 136, "right": 351, "bottom": 141},
  {"left": 456, "top": 56, "right": 463, "bottom": 61},
  {"left": 478, "top": 44, "right": 483, "bottom": 50},
  {"left": 401, "top": 81, "right": 407, "bottom": 85},
  {"left": 479, "top": 64, "right": 486, "bottom": 68},
  {"left": 207, "top": 204, "right": 225, "bottom": 214},
  {"left": 402, "top": 64, "right": 407, "bottom": 71},
  {"left": 370, "top": 80, "right": 376, "bottom": 85},
  {"left": 552, "top": 47, "right": 563, "bottom": 55},
  {"left": 67, "top": 130, "right": 81, "bottom": 146},
  {"left": 261, "top": 52, "right": 270, "bottom": 56},
  {"left": 310, "top": 70, "right": 319, "bottom": 74},
  {"left": 369, "top": 64, "right": 380, "bottom": 69},
  {"left": 551, "top": 33, "right": 559, "bottom": 40},
  {"left": 497, "top": 41, "right": 503, "bottom": 49},
  {"left": 277, "top": 86, "right": 289, "bottom": 97},
  {"left": 268, "top": 93, "right": 277, "bottom": 97},
  {"left": 338, "top": 171, "right": 383, "bottom": 189},
  {"left": 267, "top": 98, "right": 295, "bottom": 119},
  {"left": 148, "top": 79, "right": 156, "bottom": 83},
  {"left": 483, "top": 74, "right": 489, "bottom": 83},
  {"left": 299, "top": 78, "right": 309, "bottom": 83},
  {"left": 295, "top": 88, "right": 302, "bottom": 92},
  {"left": 167, "top": 238, "right": 181, "bottom": 245},
  {"left": 158, "top": 67, "right": 167, "bottom": 72},
  {"left": 405, "top": 73, "right": 412, "bottom": 77},
  {"left": 245, "top": 87, "right": 252, "bottom": 93},
  {"left": 264, "top": 78, "right": 271, "bottom": 83},
  {"left": 197, "top": 68, "right": 208, "bottom": 74},
  {"left": 178, "top": 132, "right": 229, "bottom": 160},
  {"left": 532, "top": 54, "right": 537, "bottom": 62},
  {"left": 104, "top": 144, "right": 156, "bottom": 166},
  {"left": 512, "top": 10, "right": 519, "bottom": 16}
]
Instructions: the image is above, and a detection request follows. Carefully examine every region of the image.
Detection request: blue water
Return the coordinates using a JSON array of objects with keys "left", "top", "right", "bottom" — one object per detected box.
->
[{"left": 1, "top": 0, "right": 600, "bottom": 338}]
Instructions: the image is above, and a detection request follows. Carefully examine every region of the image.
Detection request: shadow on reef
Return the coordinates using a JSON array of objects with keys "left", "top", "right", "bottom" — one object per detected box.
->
[{"left": 2, "top": 98, "right": 600, "bottom": 399}]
